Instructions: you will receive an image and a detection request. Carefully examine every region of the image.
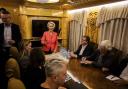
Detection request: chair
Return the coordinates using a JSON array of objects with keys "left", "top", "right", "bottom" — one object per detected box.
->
[
  {"left": 8, "top": 77, "right": 26, "bottom": 89},
  {"left": 110, "top": 47, "right": 124, "bottom": 76},
  {"left": 5, "top": 58, "right": 20, "bottom": 79},
  {"left": 9, "top": 47, "right": 20, "bottom": 61}
]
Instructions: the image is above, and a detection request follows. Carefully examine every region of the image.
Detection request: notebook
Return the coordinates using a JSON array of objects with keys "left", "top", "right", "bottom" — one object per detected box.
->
[{"left": 106, "top": 75, "right": 120, "bottom": 81}]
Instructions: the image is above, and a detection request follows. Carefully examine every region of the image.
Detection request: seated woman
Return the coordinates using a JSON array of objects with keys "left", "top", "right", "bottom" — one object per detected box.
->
[
  {"left": 19, "top": 40, "right": 32, "bottom": 81},
  {"left": 23, "top": 48, "right": 46, "bottom": 89},
  {"left": 81, "top": 40, "right": 116, "bottom": 72},
  {"left": 19, "top": 40, "right": 32, "bottom": 70},
  {"left": 69, "top": 36, "right": 94, "bottom": 59}
]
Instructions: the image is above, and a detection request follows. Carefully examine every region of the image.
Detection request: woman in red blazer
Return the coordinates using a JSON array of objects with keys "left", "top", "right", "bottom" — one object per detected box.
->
[{"left": 41, "top": 21, "right": 58, "bottom": 54}]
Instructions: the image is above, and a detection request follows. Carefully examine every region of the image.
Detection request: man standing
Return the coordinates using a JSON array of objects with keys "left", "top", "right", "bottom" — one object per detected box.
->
[{"left": 0, "top": 10, "right": 22, "bottom": 57}]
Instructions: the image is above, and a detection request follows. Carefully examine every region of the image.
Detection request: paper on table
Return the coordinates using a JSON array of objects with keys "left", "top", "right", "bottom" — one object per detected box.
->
[
  {"left": 106, "top": 75, "right": 120, "bottom": 81},
  {"left": 106, "top": 75, "right": 114, "bottom": 80},
  {"left": 111, "top": 76, "right": 120, "bottom": 81}
]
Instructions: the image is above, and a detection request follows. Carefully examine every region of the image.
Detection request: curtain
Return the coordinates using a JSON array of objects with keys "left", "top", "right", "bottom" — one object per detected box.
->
[
  {"left": 68, "top": 11, "right": 87, "bottom": 51},
  {"left": 97, "top": 4, "right": 128, "bottom": 53}
]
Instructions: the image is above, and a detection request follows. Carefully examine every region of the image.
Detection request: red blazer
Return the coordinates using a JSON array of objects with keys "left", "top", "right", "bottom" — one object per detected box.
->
[{"left": 41, "top": 31, "right": 58, "bottom": 52}]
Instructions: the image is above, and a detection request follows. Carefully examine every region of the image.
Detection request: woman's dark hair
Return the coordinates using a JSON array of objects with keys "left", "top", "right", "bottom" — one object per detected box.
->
[
  {"left": 2, "top": 10, "right": 10, "bottom": 14},
  {"left": 0, "top": 8, "right": 7, "bottom": 13},
  {"left": 20, "top": 39, "right": 31, "bottom": 51},
  {"left": 30, "top": 48, "right": 45, "bottom": 67}
]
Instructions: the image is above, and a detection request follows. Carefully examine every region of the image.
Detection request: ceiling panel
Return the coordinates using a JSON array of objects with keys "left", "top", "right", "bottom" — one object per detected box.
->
[
  {"left": 0, "top": 0, "right": 125, "bottom": 10},
  {"left": 0, "top": 0, "right": 23, "bottom": 4}
]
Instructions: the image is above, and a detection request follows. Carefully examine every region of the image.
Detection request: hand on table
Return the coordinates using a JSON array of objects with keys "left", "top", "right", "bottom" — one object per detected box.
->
[
  {"left": 69, "top": 52, "right": 77, "bottom": 58},
  {"left": 80, "top": 60, "right": 93, "bottom": 64}
]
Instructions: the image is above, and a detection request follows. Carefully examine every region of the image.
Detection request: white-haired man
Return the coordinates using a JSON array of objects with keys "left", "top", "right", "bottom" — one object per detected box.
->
[
  {"left": 40, "top": 59, "right": 67, "bottom": 89},
  {"left": 81, "top": 40, "right": 116, "bottom": 72}
]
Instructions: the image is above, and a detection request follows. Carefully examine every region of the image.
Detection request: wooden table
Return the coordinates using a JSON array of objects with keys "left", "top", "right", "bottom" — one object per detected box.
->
[{"left": 68, "top": 59, "right": 123, "bottom": 89}]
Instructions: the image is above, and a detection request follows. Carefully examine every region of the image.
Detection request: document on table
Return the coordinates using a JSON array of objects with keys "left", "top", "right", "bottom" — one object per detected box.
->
[{"left": 105, "top": 75, "right": 120, "bottom": 81}]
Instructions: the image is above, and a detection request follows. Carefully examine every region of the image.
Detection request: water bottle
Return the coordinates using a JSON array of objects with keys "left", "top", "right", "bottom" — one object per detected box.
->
[{"left": 67, "top": 50, "right": 71, "bottom": 59}]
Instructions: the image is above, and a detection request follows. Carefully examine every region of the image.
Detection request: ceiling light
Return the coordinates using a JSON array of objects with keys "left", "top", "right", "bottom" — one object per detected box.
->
[
  {"left": 68, "top": 0, "right": 128, "bottom": 14},
  {"left": 27, "top": 0, "right": 59, "bottom": 3}
]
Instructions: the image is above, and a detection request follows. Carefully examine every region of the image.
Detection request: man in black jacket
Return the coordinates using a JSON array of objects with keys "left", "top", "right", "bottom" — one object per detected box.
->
[
  {"left": 70, "top": 36, "right": 94, "bottom": 59},
  {"left": 0, "top": 11, "right": 22, "bottom": 89},
  {"left": 0, "top": 11, "right": 22, "bottom": 56}
]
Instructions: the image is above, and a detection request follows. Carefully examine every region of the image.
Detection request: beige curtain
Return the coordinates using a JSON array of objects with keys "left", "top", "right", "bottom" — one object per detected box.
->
[
  {"left": 68, "top": 11, "right": 87, "bottom": 51},
  {"left": 97, "top": 4, "right": 128, "bottom": 53}
]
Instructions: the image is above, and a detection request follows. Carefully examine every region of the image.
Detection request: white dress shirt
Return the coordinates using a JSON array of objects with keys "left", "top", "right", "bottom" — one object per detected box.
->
[
  {"left": 79, "top": 45, "right": 87, "bottom": 55},
  {"left": 0, "top": 18, "right": 2, "bottom": 24},
  {"left": 4, "top": 24, "right": 12, "bottom": 47}
]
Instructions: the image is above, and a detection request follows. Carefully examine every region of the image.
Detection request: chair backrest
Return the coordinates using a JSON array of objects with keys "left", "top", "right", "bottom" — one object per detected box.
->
[
  {"left": 118, "top": 54, "right": 128, "bottom": 74},
  {"left": 5, "top": 58, "right": 20, "bottom": 79},
  {"left": 9, "top": 47, "right": 20, "bottom": 60},
  {"left": 110, "top": 48, "right": 127, "bottom": 76},
  {"left": 8, "top": 77, "right": 26, "bottom": 89}
]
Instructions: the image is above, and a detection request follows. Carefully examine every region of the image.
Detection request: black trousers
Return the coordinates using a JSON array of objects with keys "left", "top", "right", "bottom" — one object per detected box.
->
[{"left": 0, "top": 47, "right": 10, "bottom": 89}]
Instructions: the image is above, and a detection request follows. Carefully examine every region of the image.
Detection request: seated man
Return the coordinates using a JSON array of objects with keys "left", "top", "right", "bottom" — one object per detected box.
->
[
  {"left": 70, "top": 36, "right": 94, "bottom": 59},
  {"left": 81, "top": 40, "right": 116, "bottom": 72},
  {"left": 40, "top": 59, "right": 67, "bottom": 89}
]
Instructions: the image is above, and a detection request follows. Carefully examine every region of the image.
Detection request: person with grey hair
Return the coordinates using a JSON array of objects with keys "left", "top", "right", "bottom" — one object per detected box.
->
[
  {"left": 81, "top": 40, "right": 116, "bottom": 72},
  {"left": 40, "top": 59, "right": 67, "bottom": 89}
]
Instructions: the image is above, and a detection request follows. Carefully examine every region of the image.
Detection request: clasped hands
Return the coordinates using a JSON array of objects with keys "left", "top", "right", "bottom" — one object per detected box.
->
[{"left": 80, "top": 57, "right": 93, "bottom": 64}]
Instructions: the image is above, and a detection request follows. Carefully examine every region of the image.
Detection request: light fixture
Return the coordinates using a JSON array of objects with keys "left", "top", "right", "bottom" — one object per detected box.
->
[
  {"left": 27, "top": 0, "right": 59, "bottom": 3},
  {"left": 68, "top": 0, "right": 128, "bottom": 14}
]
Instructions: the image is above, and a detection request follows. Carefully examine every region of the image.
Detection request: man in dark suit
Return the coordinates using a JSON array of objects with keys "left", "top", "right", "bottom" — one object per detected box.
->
[
  {"left": 0, "top": 11, "right": 22, "bottom": 89},
  {"left": 0, "top": 10, "right": 22, "bottom": 55},
  {"left": 70, "top": 36, "right": 94, "bottom": 59}
]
